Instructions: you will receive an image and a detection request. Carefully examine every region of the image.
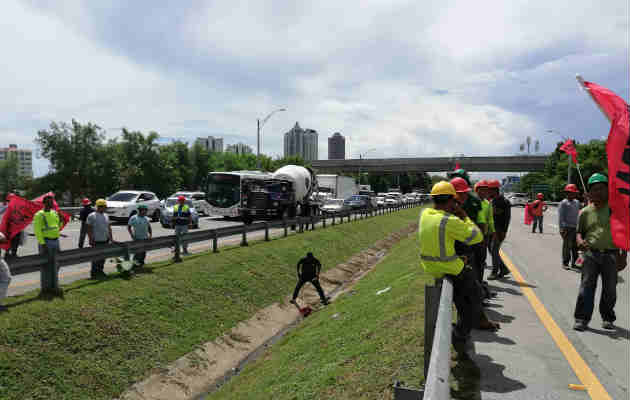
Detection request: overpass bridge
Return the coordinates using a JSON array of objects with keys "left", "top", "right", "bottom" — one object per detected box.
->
[{"left": 311, "top": 155, "right": 548, "bottom": 173}]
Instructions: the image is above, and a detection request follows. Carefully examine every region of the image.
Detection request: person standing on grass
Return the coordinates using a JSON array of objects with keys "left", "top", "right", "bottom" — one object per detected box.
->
[
  {"left": 87, "top": 198, "right": 114, "bottom": 279},
  {"left": 559, "top": 184, "right": 580, "bottom": 269},
  {"left": 290, "top": 252, "right": 330, "bottom": 305},
  {"left": 127, "top": 204, "right": 152, "bottom": 267},
  {"left": 33, "top": 195, "right": 63, "bottom": 297},
  {"left": 573, "top": 173, "right": 627, "bottom": 332},
  {"left": 530, "top": 193, "right": 547, "bottom": 234},
  {"left": 78, "top": 198, "right": 94, "bottom": 248},
  {"left": 0, "top": 232, "right": 12, "bottom": 311}
]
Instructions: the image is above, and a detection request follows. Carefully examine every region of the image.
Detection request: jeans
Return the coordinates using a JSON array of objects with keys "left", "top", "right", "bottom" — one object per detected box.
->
[
  {"left": 38, "top": 238, "right": 60, "bottom": 291},
  {"left": 562, "top": 227, "right": 578, "bottom": 266},
  {"left": 91, "top": 241, "right": 109, "bottom": 276},
  {"left": 292, "top": 276, "right": 327, "bottom": 302},
  {"left": 532, "top": 215, "right": 543, "bottom": 233},
  {"left": 449, "top": 267, "right": 484, "bottom": 340},
  {"left": 490, "top": 235, "right": 507, "bottom": 274},
  {"left": 174, "top": 224, "right": 189, "bottom": 253},
  {"left": 78, "top": 222, "right": 88, "bottom": 248},
  {"left": 574, "top": 251, "right": 618, "bottom": 323},
  {"left": 0, "top": 258, "right": 12, "bottom": 301}
]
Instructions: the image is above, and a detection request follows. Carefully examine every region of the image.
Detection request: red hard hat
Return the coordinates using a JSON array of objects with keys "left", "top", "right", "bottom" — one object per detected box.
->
[
  {"left": 477, "top": 179, "right": 489, "bottom": 188},
  {"left": 537, "top": 193, "right": 544, "bottom": 199},
  {"left": 487, "top": 179, "right": 501, "bottom": 189},
  {"left": 81, "top": 198, "right": 91, "bottom": 206},
  {"left": 450, "top": 177, "right": 471, "bottom": 193},
  {"left": 564, "top": 184, "right": 579, "bottom": 193},
  {"left": 178, "top": 195, "right": 186, "bottom": 202}
]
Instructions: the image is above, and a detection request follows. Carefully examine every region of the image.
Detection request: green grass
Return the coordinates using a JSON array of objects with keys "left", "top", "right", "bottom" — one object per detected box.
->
[
  {"left": 0, "top": 208, "right": 421, "bottom": 400},
  {"left": 204, "top": 233, "right": 431, "bottom": 400}
]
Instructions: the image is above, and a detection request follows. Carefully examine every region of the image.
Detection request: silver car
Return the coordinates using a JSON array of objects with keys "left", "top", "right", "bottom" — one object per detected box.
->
[{"left": 320, "top": 199, "right": 349, "bottom": 214}]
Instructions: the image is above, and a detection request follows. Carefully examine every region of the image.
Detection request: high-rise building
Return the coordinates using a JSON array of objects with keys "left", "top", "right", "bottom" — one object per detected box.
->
[
  {"left": 328, "top": 132, "right": 345, "bottom": 160},
  {"left": 195, "top": 136, "right": 223, "bottom": 152},
  {"left": 226, "top": 143, "right": 253, "bottom": 155},
  {"left": 0, "top": 144, "right": 32, "bottom": 177},
  {"left": 283, "top": 122, "right": 318, "bottom": 161}
]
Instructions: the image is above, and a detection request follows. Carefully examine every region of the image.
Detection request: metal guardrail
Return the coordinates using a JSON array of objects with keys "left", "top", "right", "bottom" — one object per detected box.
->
[{"left": 7, "top": 202, "right": 424, "bottom": 276}]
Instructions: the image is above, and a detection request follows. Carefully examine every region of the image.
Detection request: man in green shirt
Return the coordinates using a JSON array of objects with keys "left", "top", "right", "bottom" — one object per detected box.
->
[
  {"left": 33, "top": 195, "right": 63, "bottom": 297},
  {"left": 573, "top": 173, "right": 627, "bottom": 331}
]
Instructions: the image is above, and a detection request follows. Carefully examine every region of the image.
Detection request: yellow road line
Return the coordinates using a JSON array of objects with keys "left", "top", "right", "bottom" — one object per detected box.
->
[{"left": 500, "top": 250, "right": 612, "bottom": 400}]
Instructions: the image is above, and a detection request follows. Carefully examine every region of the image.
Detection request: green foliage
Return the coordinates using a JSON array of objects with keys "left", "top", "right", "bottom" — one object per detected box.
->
[
  {"left": 519, "top": 139, "right": 608, "bottom": 200},
  {"left": 0, "top": 152, "right": 23, "bottom": 196}
]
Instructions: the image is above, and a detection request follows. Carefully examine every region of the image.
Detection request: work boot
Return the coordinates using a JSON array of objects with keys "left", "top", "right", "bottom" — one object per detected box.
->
[
  {"left": 573, "top": 320, "right": 588, "bottom": 331},
  {"left": 602, "top": 321, "right": 615, "bottom": 330},
  {"left": 487, "top": 272, "right": 500, "bottom": 280},
  {"left": 289, "top": 299, "right": 297, "bottom": 305},
  {"left": 498, "top": 268, "right": 510, "bottom": 278}
]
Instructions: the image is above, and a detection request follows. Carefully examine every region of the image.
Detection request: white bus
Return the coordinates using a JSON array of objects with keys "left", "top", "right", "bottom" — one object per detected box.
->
[{"left": 206, "top": 171, "right": 271, "bottom": 217}]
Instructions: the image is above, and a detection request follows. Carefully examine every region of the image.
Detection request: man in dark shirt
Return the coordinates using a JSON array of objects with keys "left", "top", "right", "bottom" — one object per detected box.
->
[
  {"left": 290, "top": 252, "right": 330, "bottom": 305},
  {"left": 78, "top": 198, "right": 94, "bottom": 249},
  {"left": 487, "top": 180, "right": 512, "bottom": 279}
]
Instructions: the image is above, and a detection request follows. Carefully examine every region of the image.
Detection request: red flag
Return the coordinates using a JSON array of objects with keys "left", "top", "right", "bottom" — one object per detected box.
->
[
  {"left": 559, "top": 139, "right": 578, "bottom": 164},
  {"left": 581, "top": 80, "right": 630, "bottom": 251},
  {"left": 32, "top": 192, "right": 71, "bottom": 229},
  {"left": 454, "top": 162, "right": 461, "bottom": 170},
  {"left": 0, "top": 194, "right": 43, "bottom": 250}
]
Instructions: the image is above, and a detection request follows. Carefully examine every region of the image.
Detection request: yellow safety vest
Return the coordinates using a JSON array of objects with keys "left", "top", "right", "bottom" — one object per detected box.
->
[
  {"left": 481, "top": 199, "right": 495, "bottom": 234},
  {"left": 418, "top": 207, "right": 483, "bottom": 278},
  {"left": 33, "top": 209, "right": 61, "bottom": 244}
]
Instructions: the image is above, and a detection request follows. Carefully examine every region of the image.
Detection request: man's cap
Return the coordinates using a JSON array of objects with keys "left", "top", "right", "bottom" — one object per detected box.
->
[
  {"left": 430, "top": 181, "right": 456, "bottom": 197},
  {"left": 82, "top": 198, "right": 91, "bottom": 206},
  {"left": 587, "top": 173, "right": 608, "bottom": 188},
  {"left": 137, "top": 204, "right": 148, "bottom": 210},
  {"left": 450, "top": 177, "right": 471, "bottom": 193},
  {"left": 537, "top": 193, "right": 544, "bottom": 199},
  {"left": 487, "top": 179, "right": 501, "bottom": 189},
  {"left": 178, "top": 195, "right": 186, "bottom": 201},
  {"left": 564, "top": 184, "right": 579, "bottom": 193},
  {"left": 95, "top": 198, "right": 107, "bottom": 207}
]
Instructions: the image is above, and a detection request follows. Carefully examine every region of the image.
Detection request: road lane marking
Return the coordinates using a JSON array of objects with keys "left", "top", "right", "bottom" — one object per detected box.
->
[{"left": 500, "top": 250, "right": 612, "bottom": 400}]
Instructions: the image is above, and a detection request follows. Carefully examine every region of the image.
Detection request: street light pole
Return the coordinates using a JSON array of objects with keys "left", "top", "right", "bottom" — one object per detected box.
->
[
  {"left": 257, "top": 108, "right": 286, "bottom": 170},
  {"left": 546, "top": 129, "right": 571, "bottom": 184},
  {"left": 357, "top": 148, "right": 376, "bottom": 186}
]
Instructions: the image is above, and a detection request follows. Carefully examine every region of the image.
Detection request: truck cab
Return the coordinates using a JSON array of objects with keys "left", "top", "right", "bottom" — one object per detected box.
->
[{"left": 241, "top": 178, "right": 296, "bottom": 223}]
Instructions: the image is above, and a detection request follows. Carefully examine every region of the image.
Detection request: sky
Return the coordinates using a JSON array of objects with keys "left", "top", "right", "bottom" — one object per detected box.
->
[{"left": 1, "top": 0, "right": 627, "bottom": 178}]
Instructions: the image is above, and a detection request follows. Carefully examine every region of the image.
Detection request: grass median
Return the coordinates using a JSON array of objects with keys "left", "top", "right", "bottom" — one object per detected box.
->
[
  {"left": 0, "top": 208, "right": 421, "bottom": 400},
  {"left": 204, "top": 232, "right": 431, "bottom": 400}
]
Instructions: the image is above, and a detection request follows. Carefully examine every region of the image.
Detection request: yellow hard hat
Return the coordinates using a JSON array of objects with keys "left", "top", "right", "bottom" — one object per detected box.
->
[
  {"left": 430, "top": 181, "right": 457, "bottom": 197},
  {"left": 95, "top": 198, "right": 107, "bottom": 207}
]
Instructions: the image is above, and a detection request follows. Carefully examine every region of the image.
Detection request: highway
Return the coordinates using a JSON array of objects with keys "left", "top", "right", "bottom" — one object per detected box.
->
[{"left": 471, "top": 206, "right": 629, "bottom": 399}]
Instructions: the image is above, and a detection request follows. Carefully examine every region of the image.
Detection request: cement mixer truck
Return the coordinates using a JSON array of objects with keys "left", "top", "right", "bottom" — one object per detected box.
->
[{"left": 239, "top": 165, "right": 318, "bottom": 224}]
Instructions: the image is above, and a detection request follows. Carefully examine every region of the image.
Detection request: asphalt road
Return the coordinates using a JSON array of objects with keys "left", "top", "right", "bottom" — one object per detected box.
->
[{"left": 470, "top": 206, "right": 629, "bottom": 400}]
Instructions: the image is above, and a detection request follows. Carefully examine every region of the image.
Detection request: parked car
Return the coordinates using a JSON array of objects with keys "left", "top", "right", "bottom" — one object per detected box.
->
[
  {"left": 320, "top": 198, "right": 350, "bottom": 214},
  {"left": 344, "top": 194, "right": 373, "bottom": 209},
  {"left": 384, "top": 195, "right": 399, "bottom": 207},
  {"left": 167, "top": 191, "right": 210, "bottom": 215},
  {"left": 508, "top": 193, "right": 529, "bottom": 207},
  {"left": 105, "top": 191, "right": 161, "bottom": 222},
  {"left": 375, "top": 196, "right": 385, "bottom": 208},
  {"left": 160, "top": 197, "right": 200, "bottom": 228}
]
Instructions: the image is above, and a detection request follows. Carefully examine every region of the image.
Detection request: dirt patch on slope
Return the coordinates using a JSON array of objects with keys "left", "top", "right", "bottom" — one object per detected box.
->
[{"left": 118, "top": 223, "right": 418, "bottom": 400}]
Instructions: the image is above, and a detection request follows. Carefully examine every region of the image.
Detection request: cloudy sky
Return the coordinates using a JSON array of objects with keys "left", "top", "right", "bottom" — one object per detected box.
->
[{"left": 1, "top": 0, "right": 627, "bottom": 177}]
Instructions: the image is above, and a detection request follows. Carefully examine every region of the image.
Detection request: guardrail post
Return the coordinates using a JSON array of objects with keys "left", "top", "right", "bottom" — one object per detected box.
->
[
  {"left": 174, "top": 234, "right": 182, "bottom": 263},
  {"left": 332, "top": 214, "right": 335, "bottom": 225},
  {"left": 424, "top": 280, "right": 442, "bottom": 377},
  {"left": 264, "top": 222, "right": 270, "bottom": 241},
  {"left": 310, "top": 215, "right": 316, "bottom": 230},
  {"left": 299, "top": 217, "right": 304, "bottom": 233},
  {"left": 241, "top": 225, "right": 248, "bottom": 246},
  {"left": 212, "top": 230, "right": 218, "bottom": 253},
  {"left": 283, "top": 218, "right": 288, "bottom": 237},
  {"left": 323, "top": 215, "right": 327, "bottom": 228}
]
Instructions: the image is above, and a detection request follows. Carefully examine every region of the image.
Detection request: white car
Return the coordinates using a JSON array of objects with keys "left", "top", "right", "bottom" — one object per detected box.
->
[
  {"left": 169, "top": 191, "right": 210, "bottom": 215},
  {"left": 508, "top": 193, "right": 529, "bottom": 207},
  {"left": 375, "top": 196, "right": 385, "bottom": 208},
  {"left": 105, "top": 191, "right": 161, "bottom": 222},
  {"left": 384, "top": 196, "right": 399, "bottom": 206},
  {"left": 160, "top": 198, "right": 200, "bottom": 229},
  {"left": 320, "top": 198, "right": 350, "bottom": 214}
]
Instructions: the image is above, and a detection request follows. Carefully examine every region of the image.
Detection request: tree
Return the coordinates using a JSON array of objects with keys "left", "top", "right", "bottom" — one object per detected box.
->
[
  {"left": 0, "top": 153, "right": 22, "bottom": 196},
  {"left": 35, "top": 120, "right": 106, "bottom": 203}
]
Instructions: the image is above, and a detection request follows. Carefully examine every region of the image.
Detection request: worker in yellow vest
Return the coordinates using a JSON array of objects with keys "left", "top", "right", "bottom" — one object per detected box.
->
[
  {"left": 33, "top": 195, "right": 63, "bottom": 297},
  {"left": 419, "top": 181, "right": 497, "bottom": 352}
]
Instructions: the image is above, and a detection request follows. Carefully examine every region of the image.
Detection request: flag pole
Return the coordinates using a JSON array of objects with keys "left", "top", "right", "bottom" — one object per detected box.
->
[
  {"left": 576, "top": 74, "right": 612, "bottom": 123},
  {"left": 575, "top": 162, "right": 587, "bottom": 192}
]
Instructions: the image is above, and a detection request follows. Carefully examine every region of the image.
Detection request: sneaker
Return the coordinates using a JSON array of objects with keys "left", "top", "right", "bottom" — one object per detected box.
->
[
  {"left": 602, "top": 321, "right": 615, "bottom": 330},
  {"left": 498, "top": 268, "right": 510, "bottom": 278},
  {"left": 562, "top": 264, "right": 571, "bottom": 270},
  {"left": 573, "top": 320, "right": 588, "bottom": 331},
  {"left": 0, "top": 305, "right": 8, "bottom": 312},
  {"left": 289, "top": 299, "right": 297, "bottom": 305},
  {"left": 487, "top": 273, "right": 500, "bottom": 280}
]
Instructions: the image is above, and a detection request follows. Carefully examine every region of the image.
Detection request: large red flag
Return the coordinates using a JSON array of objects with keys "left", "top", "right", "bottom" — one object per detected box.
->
[
  {"left": 0, "top": 194, "right": 44, "bottom": 250},
  {"left": 581, "top": 80, "right": 630, "bottom": 251},
  {"left": 559, "top": 139, "right": 578, "bottom": 164}
]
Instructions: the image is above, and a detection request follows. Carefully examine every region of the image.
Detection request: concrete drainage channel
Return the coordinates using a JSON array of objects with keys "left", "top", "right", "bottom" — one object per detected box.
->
[{"left": 118, "top": 223, "right": 418, "bottom": 400}]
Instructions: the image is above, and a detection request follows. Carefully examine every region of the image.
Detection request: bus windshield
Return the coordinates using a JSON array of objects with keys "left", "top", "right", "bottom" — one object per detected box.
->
[{"left": 207, "top": 174, "right": 241, "bottom": 208}]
